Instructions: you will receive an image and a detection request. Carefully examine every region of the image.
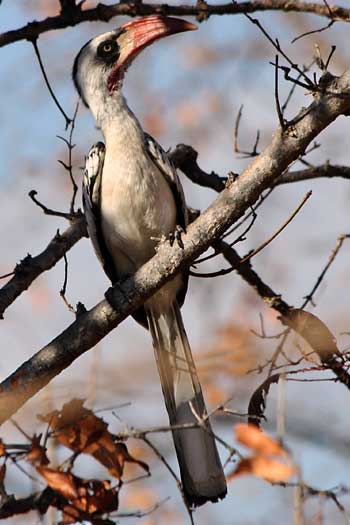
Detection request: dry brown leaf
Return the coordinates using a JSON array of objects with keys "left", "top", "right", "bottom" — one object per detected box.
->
[
  {"left": 37, "top": 467, "right": 78, "bottom": 500},
  {"left": 235, "top": 423, "right": 286, "bottom": 457},
  {"left": 40, "top": 399, "right": 148, "bottom": 479},
  {"left": 0, "top": 439, "right": 5, "bottom": 457},
  {"left": 0, "top": 464, "right": 6, "bottom": 484},
  {"left": 27, "top": 434, "right": 49, "bottom": 465},
  {"left": 61, "top": 478, "right": 119, "bottom": 523},
  {"left": 38, "top": 466, "right": 119, "bottom": 523},
  {"left": 229, "top": 456, "right": 295, "bottom": 483},
  {"left": 61, "top": 505, "right": 80, "bottom": 525},
  {"left": 115, "top": 443, "right": 149, "bottom": 474}
]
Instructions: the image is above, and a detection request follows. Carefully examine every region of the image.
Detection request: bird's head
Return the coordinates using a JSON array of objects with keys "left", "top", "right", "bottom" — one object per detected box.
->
[{"left": 72, "top": 15, "right": 197, "bottom": 109}]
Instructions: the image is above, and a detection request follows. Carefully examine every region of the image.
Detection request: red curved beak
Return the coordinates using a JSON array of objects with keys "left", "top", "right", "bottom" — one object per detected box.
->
[
  {"left": 120, "top": 16, "right": 197, "bottom": 54},
  {"left": 107, "top": 16, "right": 197, "bottom": 92}
]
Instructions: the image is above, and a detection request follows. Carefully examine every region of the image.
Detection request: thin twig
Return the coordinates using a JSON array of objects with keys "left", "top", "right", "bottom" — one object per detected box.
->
[
  {"left": 31, "top": 38, "right": 72, "bottom": 128},
  {"left": 28, "top": 190, "right": 75, "bottom": 220},
  {"left": 142, "top": 436, "right": 194, "bottom": 525},
  {"left": 274, "top": 55, "right": 285, "bottom": 129},
  {"left": 244, "top": 12, "right": 316, "bottom": 89},
  {"left": 59, "top": 254, "right": 75, "bottom": 313},
  {"left": 0, "top": 271, "right": 15, "bottom": 280},
  {"left": 57, "top": 103, "right": 79, "bottom": 213},
  {"left": 233, "top": 105, "right": 260, "bottom": 157},
  {"left": 301, "top": 233, "right": 350, "bottom": 308},
  {"left": 241, "top": 191, "right": 312, "bottom": 264}
]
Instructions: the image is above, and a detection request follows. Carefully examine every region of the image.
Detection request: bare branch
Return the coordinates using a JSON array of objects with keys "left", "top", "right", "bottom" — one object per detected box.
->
[
  {"left": 57, "top": 103, "right": 80, "bottom": 213},
  {"left": 276, "top": 163, "right": 350, "bottom": 185},
  {"left": 0, "top": 214, "right": 87, "bottom": 319},
  {"left": 217, "top": 241, "right": 350, "bottom": 389},
  {"left": 1, "top": 1, "right": 350, "bottom": 49},
  {"left": 28, "top": 190, "right": 75, "bottom": 220},
  {"left": 274, "top": 55, "right": 285, "bottom": 130},
  {"left": 233, "top": 105, "right": 260, "bottom": 158},
  {"left": 170, "top": 143, "right": 225, "bottom": 192},
  {"left": 240, "top": 190, "right": 312, "bottom": 263},
  {"left": 301, "top": 233, "right": 349, "bottom": 309},
  {"left": 59, "top": 254, "right": 75, "bottom": 314},
  {"left": 31, "top": 39, "right": 72, "bottom": 128}
]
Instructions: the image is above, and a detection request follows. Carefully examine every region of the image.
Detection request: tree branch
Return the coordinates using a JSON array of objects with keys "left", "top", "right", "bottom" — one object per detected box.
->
[
  {"left": 1, "top": 1, "right": 349, "bottom": 49},
  {"left": 276, "top": 163, "right": 350, "bottom": 185},
  {"left": 171, "top": 144, "right": 226, "bottom": 192},
  {"left": 216, "top": 240, "right": 350, "bottom": 389},
  {"left": 0, "top": 68, "right": 350, "bottom": 424},
  {"left": 0, "top": 214, "right": 87, "bottom": 319},
  {"left": 1, "top": 153, "right": 349, "bottom": 320}
]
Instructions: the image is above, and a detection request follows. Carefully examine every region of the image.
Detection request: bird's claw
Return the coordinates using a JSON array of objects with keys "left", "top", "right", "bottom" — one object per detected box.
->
[
  {"left": 105, "top": 286, "right": 117, "bottom": 309},
  {"left": 105, "top": 279, "right": 130, "bottom": 311},
  {"left": 169, "top": 225, "right": 185, "bottom": 249}
]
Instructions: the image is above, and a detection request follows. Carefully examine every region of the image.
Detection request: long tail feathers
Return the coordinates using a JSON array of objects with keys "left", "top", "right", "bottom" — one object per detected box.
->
[{"left": 146, "top": 302, "right": 227, "bottom": 507}]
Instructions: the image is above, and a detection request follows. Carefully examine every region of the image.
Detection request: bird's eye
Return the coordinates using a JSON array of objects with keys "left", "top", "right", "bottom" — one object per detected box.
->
[
  {"left": 97, "top": 40, "right": 119, "bottom": 61},
  {"left": 103, "top": 43, "right": 112, "bottom": 53}
]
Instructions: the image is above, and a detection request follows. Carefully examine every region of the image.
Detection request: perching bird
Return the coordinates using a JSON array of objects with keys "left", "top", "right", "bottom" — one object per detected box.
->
[{"left": 72, "top": 15, "right": 227, "bottom": 506}]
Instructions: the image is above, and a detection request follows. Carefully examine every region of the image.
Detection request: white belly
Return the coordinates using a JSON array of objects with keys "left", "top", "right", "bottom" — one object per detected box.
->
[{"left": 100, "top": 151, "right": 177, "bottom": 275}]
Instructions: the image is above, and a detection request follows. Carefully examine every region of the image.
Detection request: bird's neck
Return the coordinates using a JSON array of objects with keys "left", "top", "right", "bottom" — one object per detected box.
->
[{"left": 91, "top": 91, "right": 144, "bottom": 148}]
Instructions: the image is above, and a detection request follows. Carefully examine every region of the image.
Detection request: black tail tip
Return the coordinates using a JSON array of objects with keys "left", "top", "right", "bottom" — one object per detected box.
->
[{"left": 185, "top": 487, "right": 227, "bottom": 508}]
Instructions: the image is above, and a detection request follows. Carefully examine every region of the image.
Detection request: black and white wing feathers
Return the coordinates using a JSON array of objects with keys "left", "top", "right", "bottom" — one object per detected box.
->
[
  {"left": 83, "top": 142, "right": 118, "bottom": 283},
  {"left": 143, "top": 133, "right": 189, "bottom": 309},
  {"left": 144, "top": 133, "right": 188, "bottom": 231}
]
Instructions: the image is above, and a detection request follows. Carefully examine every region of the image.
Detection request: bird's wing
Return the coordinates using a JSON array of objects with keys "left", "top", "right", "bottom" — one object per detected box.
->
[
  {"left": 144, "top": 133, "right": 188, "bottom": 230},
  {"left": 83, "top": 142, "right": 118, "bottom": 282}
]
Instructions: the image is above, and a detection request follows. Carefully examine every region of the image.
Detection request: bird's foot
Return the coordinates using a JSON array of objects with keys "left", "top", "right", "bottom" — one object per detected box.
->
[
  {"left": 169, "top": 225, "right": 185, "bottom": 249},
  {"left": 105, "top": 278, "right": 130, "bottom": 311}
]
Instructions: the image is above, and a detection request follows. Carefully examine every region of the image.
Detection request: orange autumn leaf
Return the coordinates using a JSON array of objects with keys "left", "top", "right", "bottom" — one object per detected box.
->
[
  {"left": 235, "top": 423, "right": 286, "bottom": 457},
  {"left": 27, "top": 434, "right": 49, "bottom": 465},
  {"left": 115, "top": 442, "right": 149, "bottom": 474},
  {"left": 72, "top": 478, "right": 119, "bottom": 515},
  {"left": 37, "top": 468, "right": 119, "bottom": 523},
  {"left": 0, "top": 439, "right": 5, "bottom": 457},
  {"left": 37, "top": 467, "right": 78, "bottom": 500},
  {"left": 40, "top": 399, "right": 148, "bottom": 479},
  {"left": 229, "top": 456, "right": 295, "bottom": 483}
]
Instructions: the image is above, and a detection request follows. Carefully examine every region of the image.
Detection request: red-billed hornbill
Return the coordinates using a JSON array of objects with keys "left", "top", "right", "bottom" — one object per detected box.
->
[{"left": 72, "top": 16, "right": 227, "bottom": 507}]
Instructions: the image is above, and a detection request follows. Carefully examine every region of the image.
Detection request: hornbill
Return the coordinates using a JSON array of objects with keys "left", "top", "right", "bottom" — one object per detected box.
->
[{"left": 72, "top": 15, "right": 227, "bottom": 507}]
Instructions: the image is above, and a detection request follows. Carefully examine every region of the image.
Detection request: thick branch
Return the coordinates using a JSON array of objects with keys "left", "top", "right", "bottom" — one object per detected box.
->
[
  {"left": 1, "top": 1, "right": 349, "bottom": 49},
  {"left": 1, "top": 69, "right": 350, "bottom": 424},
  {"left": 177, "top": 157, "right": 350, "bottom": 192},
  {"left": 0, "top": 215, "right": 87, "bottom": 319}
]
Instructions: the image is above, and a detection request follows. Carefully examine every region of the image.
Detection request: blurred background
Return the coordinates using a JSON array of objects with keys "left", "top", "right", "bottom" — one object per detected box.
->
[{"left": 1, "top": 1, "right": 350, "bottom": 523}]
